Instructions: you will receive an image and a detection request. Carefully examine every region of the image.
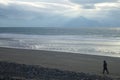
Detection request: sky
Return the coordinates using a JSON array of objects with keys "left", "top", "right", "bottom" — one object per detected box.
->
[{"left": 0, "top": 0, "right": 120, "bottom": 27}]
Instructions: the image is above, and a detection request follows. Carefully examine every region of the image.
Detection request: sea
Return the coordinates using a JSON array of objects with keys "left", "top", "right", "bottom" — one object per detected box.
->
[{"left": 0, "top": 27, "right": 120, "bottom": 57}]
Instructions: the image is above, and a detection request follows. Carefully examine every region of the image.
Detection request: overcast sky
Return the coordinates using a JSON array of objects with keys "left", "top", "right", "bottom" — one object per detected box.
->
[{"left": 0, "top": 0, "right": 120, "bottom": 27}]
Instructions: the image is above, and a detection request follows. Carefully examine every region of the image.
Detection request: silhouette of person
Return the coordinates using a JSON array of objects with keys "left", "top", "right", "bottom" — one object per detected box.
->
[{"left": 103, "top": 60, "right": 109, "bottom": 74}]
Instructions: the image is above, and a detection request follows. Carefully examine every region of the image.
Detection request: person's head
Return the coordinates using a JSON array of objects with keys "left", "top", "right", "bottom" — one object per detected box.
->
[{"left": 104, "top": 60, "right": 106, "bottom": 63}]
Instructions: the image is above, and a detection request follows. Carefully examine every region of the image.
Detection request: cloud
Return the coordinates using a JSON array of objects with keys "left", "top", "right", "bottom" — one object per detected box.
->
[
  {"left": 0, "top": 0, "right": 71, "bottom": 27},
  {"left": 70, "top": 0, "right": 119, "bottom": 4},
  {"left": 0, "top": 0, "right": 120, "bottom": 27},
  {"left": 1, "top": 0, "right": 81, "bottom": 16},
  {"left": 65, "top": 16, "right": 99, "bottom": 27}
]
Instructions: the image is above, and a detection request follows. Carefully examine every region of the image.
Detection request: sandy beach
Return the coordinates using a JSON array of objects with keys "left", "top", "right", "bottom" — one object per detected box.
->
[{"left": 0, "top": 47, "right": 120, "bottom": 79}]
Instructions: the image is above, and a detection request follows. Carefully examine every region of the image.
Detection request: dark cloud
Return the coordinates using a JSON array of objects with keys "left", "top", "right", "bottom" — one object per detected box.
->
[
  {"left": 70, "top": 0, "right": 119, "bottom": 9},
  {"left": 81, "top": 4, "right": 95, "bottom": 9}
]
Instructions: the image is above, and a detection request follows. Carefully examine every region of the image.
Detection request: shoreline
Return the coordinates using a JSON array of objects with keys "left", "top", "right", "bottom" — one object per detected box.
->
[{"left": 0, "top": 47, "right": 120, "bottom": 78}]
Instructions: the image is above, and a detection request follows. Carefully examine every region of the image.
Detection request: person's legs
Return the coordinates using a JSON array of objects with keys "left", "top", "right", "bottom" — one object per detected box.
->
[
  {"left": 106, "top": 68, "right": 109, "bottom": 74},
  {"left": 103, "top": 68, "right": 105, "bottom": 74},
  {"left": 103, "top": 68, "right": 109, "bottom": 74}
]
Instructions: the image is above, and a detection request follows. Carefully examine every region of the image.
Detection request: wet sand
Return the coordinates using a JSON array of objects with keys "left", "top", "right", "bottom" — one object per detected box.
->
[{"left": 0, "top": 47, "right": 120, "bottom": 78}]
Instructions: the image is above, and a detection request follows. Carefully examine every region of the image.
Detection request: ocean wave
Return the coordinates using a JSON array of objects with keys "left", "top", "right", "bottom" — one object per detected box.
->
[{"left": 0, "top": 33, "right": 120, "bottom": 57}]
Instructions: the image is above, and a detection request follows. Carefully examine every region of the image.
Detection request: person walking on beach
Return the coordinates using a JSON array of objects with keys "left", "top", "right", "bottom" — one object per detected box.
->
[{"left": 103, "top": 60, "right": 109, "bottom": 74}]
